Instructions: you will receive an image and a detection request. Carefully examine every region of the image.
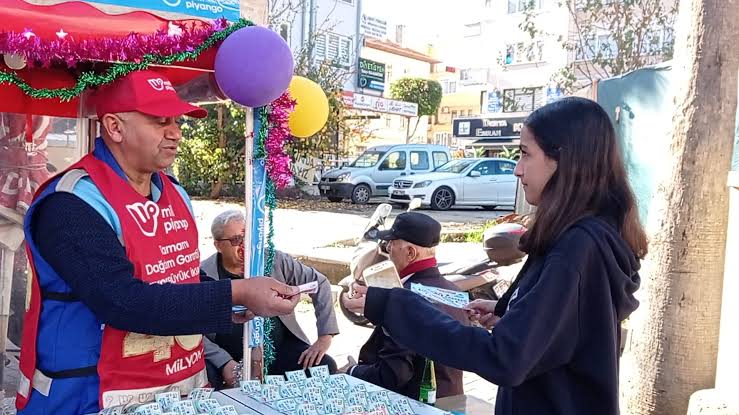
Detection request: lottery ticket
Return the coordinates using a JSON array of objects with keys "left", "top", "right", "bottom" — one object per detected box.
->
[
  {"left": 285, "top": 369, "right": 308, "bottom": 383},
  {"left": 322, "top": 398, "right": 345, "bottom": 414},
  {"left": 410, "top": 283, "right": 470, "bottom": 309},
  {"left": 303, "top": 386, "right": 323, "bottom": 405},
  {"left": 296, "top": 403, "right": 319, "bottom": 415},
  {"left": 270, "top": 398, "right": 301, "bottom": 412},
  {"left": 187, "top": 388, "right": 213, "bottom": 401},
  {"left": 322, "top": 387, "right": 344, "bottom": 400},
  {"left": 343, "top": 404, "right": 365, "bottom": 414},
  {"left": 308, "top": 365, "right": 330, "bottom": 379},
  {"left": 261, "top": 384, "right": 281, "bottom": 402},
  {"left": 239, "top": 380, "right": 261, "bottom": 396},
  {"left": 132, "top": 403, "right": 162, "bottom": 415},
  {"left": 100, "top": 407, "right": 124, "bottom": 415},
  {"left": 211, "top": 405, "right": 239, "bottom": 415},
  {"left": 170, "top": 400, "right": 197, "bottom": 415},
  {"left": 232, "top": 305, "right": 248, "bottom": 314},
  {"left": 304, "top": 376, "right": 325, "bottom": 390},
  {"left": 194, "top": 398, "right": 220, "bottom": 413},
  {"left": 346, "top": 390, "right": 368, "bottom": 407},
  {"left": 368, "top": 390, "right": 390, "bottom": 405},
  {"left": 279, "top": 381, "right": 302, "bottom": 399},
  {"left": 328, "top": 374, "right": 351, "bottom": 391},
  {"left": 368, "top": 401, "right": 390, "bottom": 413},
  {"left": 297, "top": 281, "right": 319, "bottom": 294},
  {"left": 265, "top": 374, "right": 287, "bottom": 385},
  {"left": 390, "top": 398, "right": 415, "bottom": 415},
  {"left": 154, "top": 391, "right": 179, "bottom": 412}
]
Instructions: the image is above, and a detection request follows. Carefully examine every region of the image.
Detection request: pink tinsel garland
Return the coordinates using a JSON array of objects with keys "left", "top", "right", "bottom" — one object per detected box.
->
[
  {"left": 266, "top": 93, "right": 296, "bottom": 189},
  {"left": 0, "top": 19, "right": 229, "bottom": 68}
]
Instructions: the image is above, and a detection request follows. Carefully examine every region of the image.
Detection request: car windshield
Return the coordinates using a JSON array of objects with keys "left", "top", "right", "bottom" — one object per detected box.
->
[
  {"left": 350, "top": 151, "right": 386, "bottom": 168},
  {"left": 434, "top": 159, "right": 477, "bottom": 173}
]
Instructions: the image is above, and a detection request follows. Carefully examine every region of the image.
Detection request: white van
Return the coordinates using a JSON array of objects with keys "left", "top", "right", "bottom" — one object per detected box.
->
[{"left": 318, "top": 144, "right": 452, "bottom": 204}]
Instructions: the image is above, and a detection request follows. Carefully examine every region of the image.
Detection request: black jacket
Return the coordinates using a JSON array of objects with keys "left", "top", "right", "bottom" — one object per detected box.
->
[
  {"left": 350, "top": 265, "right": 469, "bottom": 399},
  {"left": 364, "top": 216, "right": 641, "bottom": 415}
]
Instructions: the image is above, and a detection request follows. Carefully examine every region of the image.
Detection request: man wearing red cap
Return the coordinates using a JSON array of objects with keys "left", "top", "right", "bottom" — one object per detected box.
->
[{"left": 15, "top": 70, "right": 300, "bottom": 414}]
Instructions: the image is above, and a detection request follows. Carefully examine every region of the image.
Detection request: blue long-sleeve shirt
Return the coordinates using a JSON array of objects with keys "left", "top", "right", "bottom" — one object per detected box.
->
[
  {"left": 364, "top": 216, "right": 641, "bottom": 415},
  {"left": 30, "top": 189, "right": 233, "bottom": 336}
]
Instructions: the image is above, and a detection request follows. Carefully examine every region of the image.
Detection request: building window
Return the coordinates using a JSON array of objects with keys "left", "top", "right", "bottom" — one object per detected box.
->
[
  {"left": 386, "top": 64, "right": 393, "bottom": 82},
  {"left": 509, "top": 0, "right": 541, "bottom": 13},
  {"left": 338, "top": 0, "right": 355, "bottom": 5},
  {"left": 502, "top": 88, "right": 540, "bottom": 112},
  {"left": 451, "top": 110, "right": 458, "bottom": 119},
  {"left": 314, "top": 33, "right": 353, "bottom": 66},
  {"left": 279, "top": 23, "right": 290, "bottom": 46},
  {"left": 485, "top": 0, "right": 492, "bottom": 7},
  {"left": 442, "top": 80, "right": 457, "bottom": 94},
  {"left": 385, "top": 116, "right": 392, "bottom": 127},
  {"left": 460, "top": 69, "right": 472, "bottom": 81},
  {"left": 505, "top": 41, "right": 544, "bottom": 65},
  {"left": 464, "top": 23, "right": 481, "bottom": 37}
]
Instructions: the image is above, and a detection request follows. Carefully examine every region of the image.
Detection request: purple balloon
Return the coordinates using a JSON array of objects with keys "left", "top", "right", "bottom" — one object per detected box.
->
[{"left": 215, "top": 26, "right": 294, "bottom": 108}]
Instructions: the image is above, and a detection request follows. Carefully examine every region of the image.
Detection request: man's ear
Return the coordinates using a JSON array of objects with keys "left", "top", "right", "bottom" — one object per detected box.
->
[
  {"left": 100, "top": 114, "right": 125, "bottom": 143},
  {"left": 407, "top": 245, "right": 418, "bottom": 262}
]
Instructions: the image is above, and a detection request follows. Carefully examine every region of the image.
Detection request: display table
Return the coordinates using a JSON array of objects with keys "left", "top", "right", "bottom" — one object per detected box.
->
[
  {"left": 436, "top": 394, "right": 495, "bottom": 414},
  {"left": 213, "top": 375, "right": 453, "bottom": 415}
]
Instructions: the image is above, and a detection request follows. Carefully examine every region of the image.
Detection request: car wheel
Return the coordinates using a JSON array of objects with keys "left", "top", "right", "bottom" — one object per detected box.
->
[
  {"left": 351, "top": 184, "right": 372, "bottom": 204},
  {"left": 327, "top": 196, "right": 343, "bottom": 203},
  {"left": 482, "top": 205, "right": 498, "bottom": 211},
  {"left": 431, "top": 187, "right": 455, "bottom": 211}
]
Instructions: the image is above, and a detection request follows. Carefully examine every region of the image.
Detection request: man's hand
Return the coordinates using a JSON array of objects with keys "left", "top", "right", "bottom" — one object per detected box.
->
[
  {"left": 298, "top": 335, "right": 333, "bottom": 369},
  {"left": 337, "top": 356, "right": 357, "bottom": 374},
  {"left": 465, "top": 299, "right": 500, "bottom": 329},
  {"left": 341, "top": 282, "right": 367, "bottom": 315},
  {"left": 232, "top": 278, "right": 300, "bottom": 317},
  {"left": 232, "top": 310, "right": 256, "bottom": 324},
  {"left": 221, "top": 360, "right": 238, "bottom": 388}
]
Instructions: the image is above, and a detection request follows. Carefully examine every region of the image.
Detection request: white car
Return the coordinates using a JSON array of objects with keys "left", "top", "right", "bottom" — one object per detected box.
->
[{"left": 387, "top": 158, "right": 518, "bottom": 210}]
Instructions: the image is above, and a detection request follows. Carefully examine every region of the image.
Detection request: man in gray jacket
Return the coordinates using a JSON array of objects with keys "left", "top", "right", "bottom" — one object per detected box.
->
[{"left": 201, "top": 210, "right": 339, "bottom": 388}]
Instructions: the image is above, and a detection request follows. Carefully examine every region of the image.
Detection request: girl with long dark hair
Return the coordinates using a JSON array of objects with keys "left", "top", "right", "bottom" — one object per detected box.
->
[{"left": 344, "top": 97, "right": 648, "bottom": 414}]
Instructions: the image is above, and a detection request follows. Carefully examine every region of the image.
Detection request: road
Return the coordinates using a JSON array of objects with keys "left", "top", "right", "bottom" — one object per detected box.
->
[{"left": 192, "top": 198, "right": 510, "bottom": 259}]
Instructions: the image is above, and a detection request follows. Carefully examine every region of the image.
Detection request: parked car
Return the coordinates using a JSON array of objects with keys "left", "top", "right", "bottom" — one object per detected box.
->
[
  {"left": 318, "top": 144, "right": 452, "bottom": 204},
  {"left": 387, "top": 157, "right": 518, "bottom": 210}
]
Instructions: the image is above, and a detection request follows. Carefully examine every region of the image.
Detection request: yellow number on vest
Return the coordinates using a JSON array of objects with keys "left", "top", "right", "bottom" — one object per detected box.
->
[{"left": 123, "top": 333, "right": 202, "bottom": 362}]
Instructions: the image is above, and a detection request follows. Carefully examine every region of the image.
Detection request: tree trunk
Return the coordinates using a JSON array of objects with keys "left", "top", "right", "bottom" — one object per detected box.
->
[
  {"left": 620, "top": 1, "right": 739, "bottom": 414},
  {"left": 209, "top": 105, "right": 226, "bottom": 198},
  {"left": 407, "top": 116, "right": 423, "bottom": 143}
]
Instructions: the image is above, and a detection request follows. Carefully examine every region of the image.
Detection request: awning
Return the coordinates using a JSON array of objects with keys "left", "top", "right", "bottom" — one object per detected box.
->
[
  {"left": 0, "top": 0, "right": 217, "bottom": 117},
  {"left": 469, "top": 137, "right": 520, "bottom": 147}
]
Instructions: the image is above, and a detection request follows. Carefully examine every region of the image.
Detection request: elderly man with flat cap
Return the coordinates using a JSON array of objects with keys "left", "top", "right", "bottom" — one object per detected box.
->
[
  {"left": 15, "top": 70, "right": 300, "bottom": 414},
  {"left": 340, "top": 212, "right": 469, "bottom": 400}
]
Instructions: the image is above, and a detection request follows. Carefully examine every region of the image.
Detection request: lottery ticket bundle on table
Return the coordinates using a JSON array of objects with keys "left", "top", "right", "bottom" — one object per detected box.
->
[
  {"left": 96, "top": 387, "right": 247, "bottom": 415},
  {"left": 232, "top": 366, "right": 453, "bottom": 415}
]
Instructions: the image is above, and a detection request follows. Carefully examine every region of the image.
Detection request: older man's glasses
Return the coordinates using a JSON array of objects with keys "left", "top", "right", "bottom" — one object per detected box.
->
[{"left": 216, "top": 234, "right": 244, "bottom": 247}]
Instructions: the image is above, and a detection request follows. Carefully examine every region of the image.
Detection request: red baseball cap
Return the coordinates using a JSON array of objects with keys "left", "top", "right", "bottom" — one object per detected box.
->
[{"left": 93, "top": 70, "right": 208, "bottom": 119}]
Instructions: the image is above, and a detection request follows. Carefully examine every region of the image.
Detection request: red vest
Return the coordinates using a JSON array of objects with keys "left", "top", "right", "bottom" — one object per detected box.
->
[{"left": 17, "top": 154, "right": 207, "bottom": 410}]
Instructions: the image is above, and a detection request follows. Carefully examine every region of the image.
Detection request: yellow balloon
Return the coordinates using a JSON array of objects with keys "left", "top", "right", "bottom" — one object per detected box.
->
[{"left": 288, "top": 76, "right": 329, "bottom": 138}]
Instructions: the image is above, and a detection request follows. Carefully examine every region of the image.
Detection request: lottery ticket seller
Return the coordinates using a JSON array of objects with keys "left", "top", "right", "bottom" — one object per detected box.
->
[
  {"left": 201, "top": 210, "right": 339, "bottom": 389},
  {"left": 14, "top": 70, "right": 301, "bottom": 414},
  {"left": 339, "top": 212, "right": 469, "bottom": 400},
  {"left": 344, "top": 97, "right": 648, "bottom": 415}
]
